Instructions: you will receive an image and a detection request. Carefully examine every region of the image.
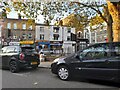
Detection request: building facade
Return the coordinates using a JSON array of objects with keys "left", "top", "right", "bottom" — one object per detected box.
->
[
  {"left": 84, "top": 24, "right": 107, "bottom": 44},
  {"left": 35, "top": 24, "right": 76, "bottom": 54},
  {"left": 35, "top": 24, "right": 51, "bottom": 50},
  {"left": 0, "top": 18, "right": 35, "bottom": 45}
]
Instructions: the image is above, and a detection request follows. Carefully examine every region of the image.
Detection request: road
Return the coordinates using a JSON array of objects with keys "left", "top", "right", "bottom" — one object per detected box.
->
[{"left": 1, "top": 68, "right": 120, "bottom": 88}]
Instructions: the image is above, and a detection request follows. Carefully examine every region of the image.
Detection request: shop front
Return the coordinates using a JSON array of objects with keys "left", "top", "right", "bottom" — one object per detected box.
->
[
  {"left": 50, "top": 41, "right": 63, "bottom": 54},
  {"left": 36, "top": 40, "right": 50, "bottom": 50},
  {"left": 20, "top": 41, "right": 35, "bottom": 47}
]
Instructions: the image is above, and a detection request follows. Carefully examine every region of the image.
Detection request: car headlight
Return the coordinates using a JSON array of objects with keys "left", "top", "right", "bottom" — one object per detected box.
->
[{"left": 53, "top": 58, "right": 59, "bottom": 63}]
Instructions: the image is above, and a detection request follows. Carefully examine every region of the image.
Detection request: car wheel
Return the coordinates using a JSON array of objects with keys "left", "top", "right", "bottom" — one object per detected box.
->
[
  {"left": 57, "top": 65, "right": 70, "bottom": 81},
  {"left": 9, "top": 61, "right": 19, "bottom": 73}
]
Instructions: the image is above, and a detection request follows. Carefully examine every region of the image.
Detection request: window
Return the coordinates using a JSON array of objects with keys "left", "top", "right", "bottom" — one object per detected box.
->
[
  {"left": 40, "top": 34, "right": 44, "bottom": 40},
  {"left": 28, "top": 33, "right": 32, "bottom": 39},
  {"left": 22, "top": 34, "right": 26, "bottom": 39},
  {"left": 53, "top": 34, "right": 59, "bottom": 40},
  {"left": 67, "top": 28, "right": 71, "bottom": 33},
  {"left": 112, "top": 43, "right": 120, "bottom": 56},
  {"left": 67, "top": 36, "right": 71, "bottom": 41},
  {"left": 6, "top": 47, "right": 16, "bottom": 53},
  {"left": 40, "top": 27, "right": 44, "bottom": 32},
  {"left": 80, "top": 44, "right": 110, "bottom": 60},
  {"left": 22, "top": 23, "right": 26, "bottom": 29},
  {"left": 53, "top": 27, "right": 59, "bottom": 33},
  {"left": 7, "top": 23, "right": 11, "bottom": 29},
  {"left": 13, "top": 23, "right": 17, "bottom": 29},
  {"left": 29, "top": 25, "right": 32, "bottom": 30}
]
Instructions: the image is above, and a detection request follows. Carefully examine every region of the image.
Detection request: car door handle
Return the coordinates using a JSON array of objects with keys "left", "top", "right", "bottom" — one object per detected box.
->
[{"left": 85, "top": 64, "right": 92, "bottom": 67}]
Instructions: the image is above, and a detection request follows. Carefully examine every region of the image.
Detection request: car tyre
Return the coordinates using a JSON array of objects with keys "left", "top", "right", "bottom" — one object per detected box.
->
[
  {"left": 57, "top": 65, "right": 71, "bottom": 81},
  {"left": 9, "top": 61, "right": 19, "bottom": 73}
]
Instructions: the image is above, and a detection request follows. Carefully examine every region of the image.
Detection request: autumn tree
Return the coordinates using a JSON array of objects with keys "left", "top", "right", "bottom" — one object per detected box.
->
[
  {"left": 0, "top": 0, "right": 113, "bottom": 42},
  {"left": 107, "top": 0, "right": 120, "bottom": 42},
  {"left": 55, "top": 13, "right": 89, "bottom": 33}
]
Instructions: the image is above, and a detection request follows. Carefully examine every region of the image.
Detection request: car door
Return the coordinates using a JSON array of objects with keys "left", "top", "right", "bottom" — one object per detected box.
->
[
  {"left": 110, "top": 42, "right": 120, "bottom": 82},
  {"left": 74, "top": 43, "right": 115, "bottom": 80},
  {"left": 69, "top": 46, "right": 94, "bottom": 77},
  {"left": 0, "top": 47, "right": 8, "bottom": 68}
]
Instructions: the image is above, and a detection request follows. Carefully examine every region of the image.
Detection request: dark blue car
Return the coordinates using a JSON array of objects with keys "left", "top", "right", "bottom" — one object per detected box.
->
[{"left": 51, "top": 42, "right": 120, "bottom": 83}]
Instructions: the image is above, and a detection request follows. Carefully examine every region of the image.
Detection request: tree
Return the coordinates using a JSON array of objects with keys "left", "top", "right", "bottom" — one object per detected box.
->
[
  {"left": 0, "top": 0, "right": 113, "bottom": 42},
  {"left": 55, "top": 13, "right": 88, "bottom": 33},
  {"left": 107, "top": 0, "right": 120, "bottom": 42}
]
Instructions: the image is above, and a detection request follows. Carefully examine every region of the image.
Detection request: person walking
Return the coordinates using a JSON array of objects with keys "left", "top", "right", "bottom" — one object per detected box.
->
[{"left": 39, "top": 52, "right": 45, "bottom": 62}]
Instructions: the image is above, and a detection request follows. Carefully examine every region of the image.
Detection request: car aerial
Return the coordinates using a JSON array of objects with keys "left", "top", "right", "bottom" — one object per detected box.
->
[
  {"left": 0, "top": 45, "right": 40, "bottom": 73},
  {"left": 51, "top": 42, "right": 120, "bottom": 83}
]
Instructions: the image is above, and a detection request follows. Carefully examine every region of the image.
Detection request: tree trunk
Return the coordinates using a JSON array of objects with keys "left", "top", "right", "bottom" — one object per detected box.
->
[
  {"left": 107, "top": 1, "right": 120, "bottom": 42},
  {"left": 107, "top": 14, "right": 113, "bottom": 42}
]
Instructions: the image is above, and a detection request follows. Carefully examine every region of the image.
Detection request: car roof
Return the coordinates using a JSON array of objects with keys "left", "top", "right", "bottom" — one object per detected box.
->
[{"left": 2, "top": 45, "right": 20, "bottom": 48}]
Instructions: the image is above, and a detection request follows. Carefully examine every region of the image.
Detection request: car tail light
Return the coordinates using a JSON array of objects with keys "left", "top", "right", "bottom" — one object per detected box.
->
[{"left": 19, "top": 53, "right": 25, "bottom": 60}]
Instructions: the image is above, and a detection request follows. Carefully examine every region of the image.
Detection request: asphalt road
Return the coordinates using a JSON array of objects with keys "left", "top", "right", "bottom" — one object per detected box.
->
[{"left": 1, "top": 68, "right": 120, "bottom": 88}]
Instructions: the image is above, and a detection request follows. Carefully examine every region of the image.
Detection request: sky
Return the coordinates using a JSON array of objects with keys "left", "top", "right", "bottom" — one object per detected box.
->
[
  {"left": 7, "top": 10, "right": 45, "bottom": 24},
  {"left": 2, "top": 0, "right": 106, "bottom": 24},
  {"left": 7, "top": 8, "right": 70, "bottom": 24}
]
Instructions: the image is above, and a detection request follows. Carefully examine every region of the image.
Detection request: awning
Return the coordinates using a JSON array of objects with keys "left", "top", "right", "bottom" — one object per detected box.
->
[{"left": 38, "top": 42, "right": 50, "bottom": 45}]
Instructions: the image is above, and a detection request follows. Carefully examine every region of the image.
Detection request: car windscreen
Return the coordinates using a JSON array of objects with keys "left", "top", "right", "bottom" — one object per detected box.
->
[{"left": 21, "top": 47, "right": 36, "bottom": 53}]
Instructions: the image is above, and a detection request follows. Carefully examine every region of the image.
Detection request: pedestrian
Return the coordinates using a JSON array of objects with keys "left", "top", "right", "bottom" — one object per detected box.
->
[{"left": 39, "top": 52, "right": 44, "bottom": 62}]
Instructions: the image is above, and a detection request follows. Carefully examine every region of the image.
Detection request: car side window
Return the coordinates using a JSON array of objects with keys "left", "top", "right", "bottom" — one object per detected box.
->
[
  {"left": 6, "top": 47, "right": 16, "bottom": 53},
  {"left": 112, "top": 43, "right": 120, "bottom": 57},
  {"left": 1, "top": 47, "right": 7, "bottom": 53},
  {"left": 80, "top": 44, "right": 110, "bottom": 60},
  {"left": 79, "top": 47, "right": 94, "bottom": 60},
  {"left": 93, "top": 46, "right": 108, "bottom": 59}
]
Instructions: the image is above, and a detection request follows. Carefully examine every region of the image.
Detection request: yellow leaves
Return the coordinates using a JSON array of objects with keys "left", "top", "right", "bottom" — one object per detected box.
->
[
  {"left": 107, "top": 0, "right": 120, "bottom": 42},
  {"left": 107, "top": 0, "right": 119, "bottom": 18},
  {"left": 55, "top": 13, "right": 85, "bottom": 32},
  {"left": 90, "top": 15, "right": 104, "bottom": 26},
  {"left": 6, "top": 7, "right": 11, "bottom": 12},
  {"left": 27, "top": 19, "right": 34, "bottom": 26}
]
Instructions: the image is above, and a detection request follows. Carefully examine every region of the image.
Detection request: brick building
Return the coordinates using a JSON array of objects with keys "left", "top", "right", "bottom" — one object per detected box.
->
[{"left": 0, "top": 18, "right": 35, "bottom": 45}]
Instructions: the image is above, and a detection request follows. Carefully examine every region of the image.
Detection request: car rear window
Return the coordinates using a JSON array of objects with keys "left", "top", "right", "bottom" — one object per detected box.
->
[{"left": 21, "top": 47, "right": 36, "bottom": 53}]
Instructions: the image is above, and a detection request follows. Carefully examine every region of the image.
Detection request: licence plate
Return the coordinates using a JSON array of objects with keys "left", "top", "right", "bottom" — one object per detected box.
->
[{"left": 31, "top": 62, "right": 37, "bottom": 65}]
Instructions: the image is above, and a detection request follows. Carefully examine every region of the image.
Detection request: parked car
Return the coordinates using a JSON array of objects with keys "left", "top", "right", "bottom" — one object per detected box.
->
[
  {"left": 0, "top": 45, "right": 40, "bottom": 73},
  {"left": 51, "top": 42, "right": 120, "bottom": 83},
  {"left": 39, "top": 49, "right": 54, "bottom": 55}
]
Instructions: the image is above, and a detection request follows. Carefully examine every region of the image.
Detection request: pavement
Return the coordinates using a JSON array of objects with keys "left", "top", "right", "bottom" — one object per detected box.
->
[{"left": 38, "top": 61, "right": 52, "bottom": 69}]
